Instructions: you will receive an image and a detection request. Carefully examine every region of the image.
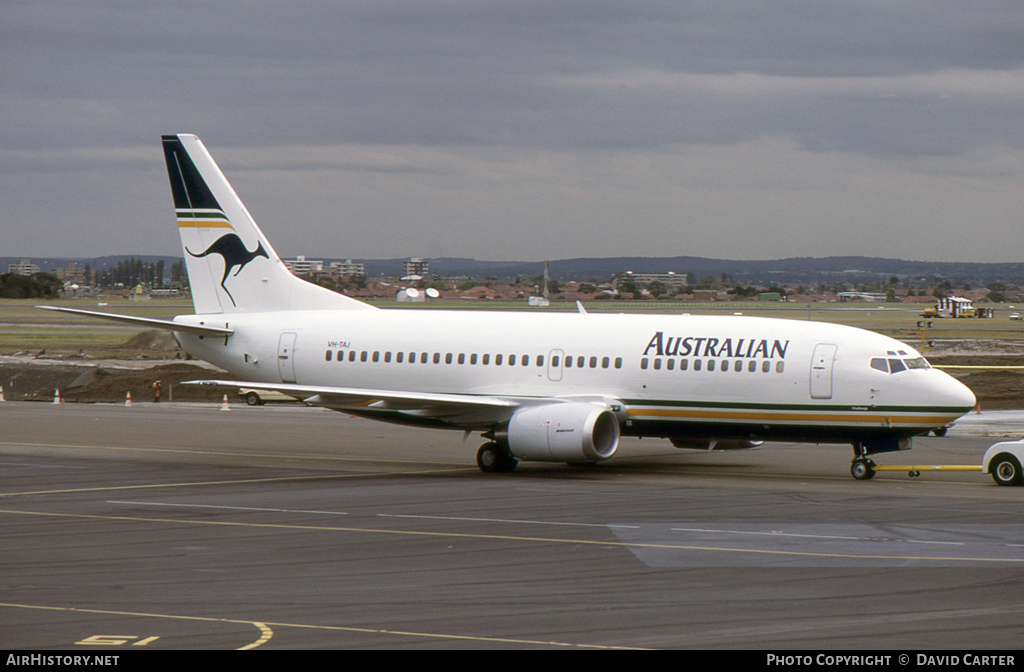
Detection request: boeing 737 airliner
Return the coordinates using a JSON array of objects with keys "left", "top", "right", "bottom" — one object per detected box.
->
[{"left": 42, "top": 134, "right": 977, "bottom": 479}]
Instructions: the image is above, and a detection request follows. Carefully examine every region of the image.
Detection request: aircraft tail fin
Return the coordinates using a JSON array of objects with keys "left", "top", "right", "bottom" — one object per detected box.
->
[{"left": 162, "top": 134, "right": 375, "bottom": 314}]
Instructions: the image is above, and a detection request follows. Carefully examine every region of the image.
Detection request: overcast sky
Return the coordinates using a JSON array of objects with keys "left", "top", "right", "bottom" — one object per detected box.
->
[{"left": 3, "top": 1, "right": 1023, "bottom": 262}]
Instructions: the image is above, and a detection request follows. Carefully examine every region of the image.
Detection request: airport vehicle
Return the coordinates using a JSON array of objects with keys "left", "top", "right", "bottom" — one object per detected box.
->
[
  {"left": 239, "top": 388, "right": 300, "bottom": 406},
  {"left": 982, "top": 441, "right": 1024, "bottom": 486},
  {"left": 40, "top": 135, "right": 977, "bottom": 475}
]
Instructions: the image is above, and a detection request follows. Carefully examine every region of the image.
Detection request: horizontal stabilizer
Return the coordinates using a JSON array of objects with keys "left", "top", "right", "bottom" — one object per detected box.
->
[{"left": 36, "top": 306, "right": 234, "bottom": 337}]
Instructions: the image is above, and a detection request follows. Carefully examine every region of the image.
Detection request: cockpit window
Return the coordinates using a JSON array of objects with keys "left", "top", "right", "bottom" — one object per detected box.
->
[{"left": 871, "top": 356, "right": 930, "bottom": 374}]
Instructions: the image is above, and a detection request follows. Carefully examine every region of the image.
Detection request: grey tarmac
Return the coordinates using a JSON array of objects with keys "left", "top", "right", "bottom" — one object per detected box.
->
[{"left": 1, "top": 402, "right": 1023, "bottom": 650}]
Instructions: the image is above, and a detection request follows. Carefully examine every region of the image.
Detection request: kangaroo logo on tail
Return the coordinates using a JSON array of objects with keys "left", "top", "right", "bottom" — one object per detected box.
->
[{"left": 186, "top": 234, "right": 269, "bottom": 307}]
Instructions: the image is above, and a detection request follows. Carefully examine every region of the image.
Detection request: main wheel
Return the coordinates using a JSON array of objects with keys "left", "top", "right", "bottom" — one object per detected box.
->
[
  {"left": 851, "top": 459, "right": 876, "bottom": 480},
  {"left": 476, "top": 443, "right": 518, "bottom": 473},
  {"left": 991, "top": 454, "right": 1023, "bottom": 486}
]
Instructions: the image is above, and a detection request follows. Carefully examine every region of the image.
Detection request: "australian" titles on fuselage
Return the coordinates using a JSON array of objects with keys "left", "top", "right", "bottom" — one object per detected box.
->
[{"left": 643, "top": 331, "right": 788, "bottom": 360}]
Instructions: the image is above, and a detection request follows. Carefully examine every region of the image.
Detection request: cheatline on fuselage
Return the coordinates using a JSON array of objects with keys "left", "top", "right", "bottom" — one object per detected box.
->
[{"left": 41, "top": 134, "right": 977, "bottom": 479}]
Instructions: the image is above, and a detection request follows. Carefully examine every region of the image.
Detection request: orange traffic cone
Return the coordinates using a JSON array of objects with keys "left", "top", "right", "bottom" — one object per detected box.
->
[
  {"left": 125, "top": 392, "right": 132, "bottom": 407},
  {"left": 219, "top": 394, "right": 231, "bottom": 411},
  {"left": 53, "top": 389, "right": 62, "bottom": 404},
  {"left": 0, "top": 386, "right": 5, "bottom": 402}
]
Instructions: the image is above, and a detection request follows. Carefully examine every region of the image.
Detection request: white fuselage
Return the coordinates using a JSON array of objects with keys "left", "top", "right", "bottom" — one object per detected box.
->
[{"left": 174, "top": 309, "right": 976, "bottom": 445}]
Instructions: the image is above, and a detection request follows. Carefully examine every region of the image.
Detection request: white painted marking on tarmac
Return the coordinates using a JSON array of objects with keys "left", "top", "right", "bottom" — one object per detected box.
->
[
  {"left": 107, "top": 501, "right": 348, "bottom": 515},
  {"left": 377, "top": 513, "right": 639, "bottom": 529},
  {"left": 0, "top": 462, "right": 87, "bottom": 470},
  {"left": 671, "top": 527, "right": 882, "bottom": 542}
]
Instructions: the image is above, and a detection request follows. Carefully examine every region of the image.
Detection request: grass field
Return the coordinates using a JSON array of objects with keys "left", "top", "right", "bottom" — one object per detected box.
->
[{"left": 3, "top": 297, "right": 1023, "bottom": 356}]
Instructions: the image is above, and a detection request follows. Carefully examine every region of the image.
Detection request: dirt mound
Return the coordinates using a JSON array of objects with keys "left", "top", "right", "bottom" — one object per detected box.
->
[
  {"left": 120, "top": 329, "right": 181, "bottom": 351},
  {"left": 927, "top": 354, "right": 1024, "bottom": 410},
  {"left": 0, "top": 360, "right": 240, "bottom": 403},
  {"left": 56, "top": 363, "right": 240, "bottom": 403},
  {"left": 0, "top": 362, "right": 100, "bottom": 401}
]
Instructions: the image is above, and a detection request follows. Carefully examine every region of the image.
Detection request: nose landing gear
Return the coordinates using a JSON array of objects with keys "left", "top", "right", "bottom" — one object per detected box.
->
[{"left": 851, "top": 457, "right": 876, "bottom": 480}]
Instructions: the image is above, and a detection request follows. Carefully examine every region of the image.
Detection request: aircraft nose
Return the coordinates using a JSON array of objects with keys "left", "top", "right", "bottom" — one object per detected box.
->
[{"left": 936, "top": 370, "right": 976, "bottom": 411}]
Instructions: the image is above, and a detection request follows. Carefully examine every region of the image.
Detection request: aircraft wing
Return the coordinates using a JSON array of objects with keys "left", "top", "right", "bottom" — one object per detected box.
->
[
  {"left": 36, "top": 306, "right": 233, "bottom": 337},
  {"left": 184, "top": 379, "right": 520, "bottom": 418}
]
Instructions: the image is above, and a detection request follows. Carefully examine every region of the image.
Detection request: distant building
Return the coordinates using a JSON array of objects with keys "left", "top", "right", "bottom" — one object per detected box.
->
[
  {"left": 283, "top": 255, "right": 324, "bottom": 276},
  {"left": 53, "top": 263, "right": 87, "bottom": 285},
  {"left": 403, "top": 257, "right": 429, "bottom": 278},
  {"left": 837, "top": 291, "right": 887, "bottom": 302},
  {"left": 936, "top": 296, "right": 975, "bottom": 318},
  {"left": 615, "top": 271, "right": 687, "bottom": 290},
  {"left": 330, "top": 259, "right": 365, "bottom": 277},
  {"left": 8, "top": 259, "right": 40, "bottom": 276}
]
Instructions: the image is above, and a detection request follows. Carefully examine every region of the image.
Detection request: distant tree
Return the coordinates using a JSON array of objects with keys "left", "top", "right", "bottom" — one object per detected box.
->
[{"left": 0, "top": 272, "right": 62, "bottom": 299}]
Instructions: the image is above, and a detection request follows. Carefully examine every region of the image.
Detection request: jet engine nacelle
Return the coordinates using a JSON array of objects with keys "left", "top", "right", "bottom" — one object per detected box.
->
[
  {"left": 669, "top": 437, "right": 764, "bottom": 451},
  {"left": 506, "top": 403, "right": 620, "bottom": 463}
]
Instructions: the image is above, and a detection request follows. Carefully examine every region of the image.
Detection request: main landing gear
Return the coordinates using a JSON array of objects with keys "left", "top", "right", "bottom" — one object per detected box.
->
[{"left": 476, "top": 442, "right": 518, "bottom": 473}]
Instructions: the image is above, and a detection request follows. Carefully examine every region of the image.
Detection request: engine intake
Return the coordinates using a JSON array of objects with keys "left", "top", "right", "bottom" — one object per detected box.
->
[{"left": 506, "top": 403, "right": 620, "bottom": 463}]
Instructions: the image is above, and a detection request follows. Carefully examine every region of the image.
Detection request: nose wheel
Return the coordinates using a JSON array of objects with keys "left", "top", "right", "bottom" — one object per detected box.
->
[{"left": 851, "top": 457, "right": 876, "bottom": 480}]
